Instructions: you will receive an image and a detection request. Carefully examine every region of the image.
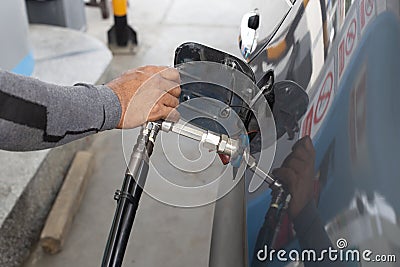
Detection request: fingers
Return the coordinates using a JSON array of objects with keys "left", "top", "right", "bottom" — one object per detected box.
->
[
  {"left": 167, "top": 84, "right": 182, "bottom": 98},
  {"left": 290, "top": 144, "right": 311, "bottom": 163},
  {"left": 131, "top": 66, "right": 181, "bottom": 87},
  {"left": 160, "top": 67, "right": 181, "bottom": 83},
  {"left": 136, "top": 65, "right": 166, "bottom": 75},
  {"left": 272, "top": 167, "right": 296, "bottom": 181},
  {"left": 163, "top": 107, "right": 180, "bottom": 122},
  {"left": 292, "top": 136, "right": 315, "bottom": 157},
  {"left": 272, "top": 167, "right": 297, "bottom": 192},
  {"left": 142, "top": 73, "right": 181, "bottom": 99},
  {"left": 160, "top": 92, "right": 179, "bottom": 108},
  {"left": 282, "top": 156, "right": 306, "bottom": 175},
  {"left": 138, "top": 65, "right": 181, "bottom": 83},
  {"left": 152, "top": 69, "right": 181, "bottom": 97},
  {"left": 144, "top": 68, "right": 181, "bottom": 121},
  {"left": 278, "top": 136, "right": 316, "bottom": 187},
  {"left": 273, "top": 137, "right": 316, "bottom": 219},
  {"left": 109, "top": 65, "right": 183, "bottom": 129},
  {"left": 285, "top": 136, "right": 316, "bottom": 166},
  {"left": 146, "top": 91, "right": 180, "bottom": 122},
  {"left": 148, "top": 106, "right": 180, "bottom": 122}
]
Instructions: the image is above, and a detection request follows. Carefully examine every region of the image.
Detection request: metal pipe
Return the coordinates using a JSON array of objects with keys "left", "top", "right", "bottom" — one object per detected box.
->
[
  {"left": 102, "top": 123, "right": 160, "bottom": 267},
  {"left": 161, "top": 121, "right": 276, "bottom": 185}
]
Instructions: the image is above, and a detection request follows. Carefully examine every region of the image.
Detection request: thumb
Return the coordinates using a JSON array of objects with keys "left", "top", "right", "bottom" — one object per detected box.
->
[{"left": 272, "top": 167, "right": 297, "bottom": 193}]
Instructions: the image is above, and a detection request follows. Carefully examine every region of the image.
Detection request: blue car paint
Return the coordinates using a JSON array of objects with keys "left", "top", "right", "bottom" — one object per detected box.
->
[{"left": 246, "top": 11, "right": 400, "bottom": 266}]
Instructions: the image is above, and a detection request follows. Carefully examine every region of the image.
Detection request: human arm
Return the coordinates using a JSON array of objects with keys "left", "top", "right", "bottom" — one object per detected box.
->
[
  {"left": 273, "top": 137, "right": 343, "bottom": 266},
  {"left": 0, "top": 66, "right": 180, "bottom": 151}
]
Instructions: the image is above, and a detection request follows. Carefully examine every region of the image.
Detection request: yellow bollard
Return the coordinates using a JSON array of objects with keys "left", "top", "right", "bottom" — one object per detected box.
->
[
  {"left": 108, "top": 0, "right": 137, "bottom": 47},
  {"left": 112, "top": 0, "right": 127, "bottom": 16}
]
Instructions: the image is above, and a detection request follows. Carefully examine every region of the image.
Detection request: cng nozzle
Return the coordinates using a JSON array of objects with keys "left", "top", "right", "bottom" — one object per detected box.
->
[
  {"left": 160, "top": 120, "right": 279, "bottom": 187},
  {"left": 160, "top": 121, "right": 240, "bottom": 158}
]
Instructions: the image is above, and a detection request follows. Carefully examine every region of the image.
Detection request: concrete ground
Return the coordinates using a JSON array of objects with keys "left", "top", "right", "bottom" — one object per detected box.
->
[
  {"left": 0, "top": 22, "right": 111, "bottom": 267},
  {"left": 23, "top": 1, "right": 265, "bottom": 266}
]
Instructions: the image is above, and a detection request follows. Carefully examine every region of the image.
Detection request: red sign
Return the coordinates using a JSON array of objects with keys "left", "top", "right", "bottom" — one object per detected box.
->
[
  {"left": 300, "top": 61, "right": 335, "bottom": 139},
  {"left": 314, "top": 73, "right": 334, "bottom": 124},
  {"left": 338, "top": 41, "right": 345, "bottom": 80},
  {"left": 366, "top": 0, "right": 374, "bottom": 16},
  {"left": 338, "top": 10, "right": 358, "bottom": 82},
  {"left": 302, "top": 106, "right": 314, "bottom": 137},
  {"left": 346, "top": 19, "right": 357, "bottom": 56},
  {"left": 360, "top": 0, "right": 375, "bottom": 32}
]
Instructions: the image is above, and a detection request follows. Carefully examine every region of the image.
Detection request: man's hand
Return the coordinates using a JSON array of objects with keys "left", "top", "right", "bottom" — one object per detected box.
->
[
  {"left": 107, "top": 66, "right": 181, "bottom": 129},
  {"left": 272, "top": 136, "right": 316, "bottom": 219}
]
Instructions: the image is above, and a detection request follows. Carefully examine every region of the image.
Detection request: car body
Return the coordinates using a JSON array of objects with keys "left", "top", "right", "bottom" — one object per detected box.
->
[{"left": 244, "top": 0, "right": 400, "bottom": 266}]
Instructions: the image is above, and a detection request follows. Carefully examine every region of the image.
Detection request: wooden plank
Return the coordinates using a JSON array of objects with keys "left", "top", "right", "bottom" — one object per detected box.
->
[{"left": 40, "top": 151, "right": 93, "bottom": 254}]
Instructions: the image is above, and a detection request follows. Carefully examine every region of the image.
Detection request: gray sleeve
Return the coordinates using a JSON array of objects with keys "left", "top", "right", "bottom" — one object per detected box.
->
[{"left": 0, "top": 70, "right": 121, "bottom": 151}]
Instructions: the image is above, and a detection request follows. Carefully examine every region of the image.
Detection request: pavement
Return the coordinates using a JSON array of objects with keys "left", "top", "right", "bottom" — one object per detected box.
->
[
  {"left": 0, "top": 24, "right": 111, "bottom": 230},
  {"left": 0, "top": 23, "right": 111, "bottom": 267},
  {"left": 21, "top": 1, "right": 266, "bottom": 266}
]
